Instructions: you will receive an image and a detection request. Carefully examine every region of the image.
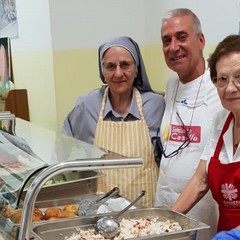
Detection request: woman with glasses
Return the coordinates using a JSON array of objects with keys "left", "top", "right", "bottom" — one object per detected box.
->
[
  {"left": 62, "top": 36, "right": 165, "bottom": 207},
  {"left": 172, "top": 34, "right": 240, "bottom": 233}
]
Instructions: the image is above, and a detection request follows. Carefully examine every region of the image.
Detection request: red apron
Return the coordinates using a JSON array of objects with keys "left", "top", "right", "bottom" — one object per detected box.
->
[{"left": 208, "top": 112, "right": 240, "bottom": 232}]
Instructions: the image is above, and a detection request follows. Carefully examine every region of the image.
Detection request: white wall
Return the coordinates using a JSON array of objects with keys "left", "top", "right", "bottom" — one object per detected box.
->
[
  {"left": 145, "top": 0, "right": 240, "bottom": 45},
  {"left": 49, "top": 0, "right": 147, "bottom": 49},
  {"left": 9, "top": 0, "right": 240, "bottom": 132},
  {"left": 10, "top": 0, "right": 57, "bottom": 130},
  {"left": 11, "top": 0, "right": 52, "bottom": 51},
  {"left": 50, "top": 0, "right": 240, "bottom": 48}
]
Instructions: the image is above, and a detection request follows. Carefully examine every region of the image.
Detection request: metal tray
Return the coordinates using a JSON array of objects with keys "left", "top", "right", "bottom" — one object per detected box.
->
[
  {"left": 0, "top": 193, "right": 129, "bottom": 240},
  {"left": 0, "top": 170, "right": 104, "bottom": 204},
  {"left": 1, "top": 193, "right": 120, "bottom": 223},
  {"left": 21, "top": 170, "right": 104, "bottom": 201},
  {"left": 31, "top": 208, "right": 209, "bottom": 240}
]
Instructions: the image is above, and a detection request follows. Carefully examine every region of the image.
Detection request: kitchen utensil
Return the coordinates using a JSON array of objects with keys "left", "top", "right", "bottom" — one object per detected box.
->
[
  {"left": 78, "top": 186, "right": 119, "bottom": 216},
  {"left": 95, "top": 190, "right": 145, "bottom": 239}
]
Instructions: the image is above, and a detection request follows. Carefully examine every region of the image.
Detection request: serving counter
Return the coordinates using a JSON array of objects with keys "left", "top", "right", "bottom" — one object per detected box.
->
[
  {"left": 0, "top": 118, "right": 143, "bottom": 240},
  {"left": 0, "top": 118, "right": 210, "bottom": 240}
]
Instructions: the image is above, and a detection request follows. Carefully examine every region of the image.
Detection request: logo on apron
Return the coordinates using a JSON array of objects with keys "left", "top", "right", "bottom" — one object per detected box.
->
[{"left": 221, "top": 183, "right": 240, "bottom": 208}]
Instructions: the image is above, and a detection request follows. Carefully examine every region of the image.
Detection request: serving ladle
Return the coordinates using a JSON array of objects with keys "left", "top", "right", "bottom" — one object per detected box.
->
[{"left": 95, "top": 190, "right": 146, "bottom": 239}]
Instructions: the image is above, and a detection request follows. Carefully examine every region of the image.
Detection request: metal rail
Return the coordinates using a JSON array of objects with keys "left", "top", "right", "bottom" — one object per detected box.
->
[{"left": 18, "top": 158, "right": 142, "bottom": 240}]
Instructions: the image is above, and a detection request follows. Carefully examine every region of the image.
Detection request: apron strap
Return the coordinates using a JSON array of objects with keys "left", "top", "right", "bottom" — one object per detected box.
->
[
  {"left": 98, "top": 86, "right": 108, "bottom": 120},
  {"left": 134, "top": 88, "right": 145, "bottom": 120},
  {"left": 213, "top": 112, "right": 233, "bottom": 158}
]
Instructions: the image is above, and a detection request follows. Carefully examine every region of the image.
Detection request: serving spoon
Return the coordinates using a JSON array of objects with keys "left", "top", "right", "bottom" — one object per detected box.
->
[{"left": 95, "top": 190, "right": 146, "bottom": 239}]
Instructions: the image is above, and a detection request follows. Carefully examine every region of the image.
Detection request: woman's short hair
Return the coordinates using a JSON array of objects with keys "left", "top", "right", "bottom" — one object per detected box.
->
[{"left": 208, "top": 34, "right": 240, "bottom": 80}]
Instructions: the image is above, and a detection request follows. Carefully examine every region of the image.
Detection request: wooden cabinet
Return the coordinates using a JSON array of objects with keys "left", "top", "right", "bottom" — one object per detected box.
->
[{"left": 2, "top": 89, "right": 29, "bottom": 121}]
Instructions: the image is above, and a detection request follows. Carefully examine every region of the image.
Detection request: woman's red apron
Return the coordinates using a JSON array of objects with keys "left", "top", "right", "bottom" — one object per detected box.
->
[{"left": 208, "top": 112, "right": 240, "bottom": 231}]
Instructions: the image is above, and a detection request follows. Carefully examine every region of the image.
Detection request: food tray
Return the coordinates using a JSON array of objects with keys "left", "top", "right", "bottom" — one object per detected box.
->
[
  {"left": 0, "top": 192, "right": 134, "bottom": 240},
  {"left": 1, "top": 193, "right": 120, "bottom": 223},
  {"left": 21, "top": 170, "right": 104, "bottom": 201},
  {"left": 0, "top": 170, "right": 104, "bottom": 204},
  {"left": 1, "top": 190, "right": 135, "bottom": 226},
  {"left": 31, "top": 208, "right": 209, "bottom": 240}
]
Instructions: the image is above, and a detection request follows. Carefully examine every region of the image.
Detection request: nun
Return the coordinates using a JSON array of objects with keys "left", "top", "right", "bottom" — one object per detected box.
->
[{"left": 62, "top": 36, "right": 165, "bottom": 206}]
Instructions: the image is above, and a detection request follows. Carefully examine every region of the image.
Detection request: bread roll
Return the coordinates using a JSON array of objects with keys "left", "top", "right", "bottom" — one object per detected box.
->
[
  {"left": 2, "top": 205, "right": 15, "bottom": 218},
  {"left": 33, "top": 208, "right": 44, "bottom": 222},
  {"left": 63, "top": 204, "right": 78, "bottom": 214},
  {"left": 44, "top": 207, "right": 62, "bottom": 220},
  {"left": 10, "top": 209, "right": 22, "bottom": 224},
  {"left": 60, "top": 210, "right": 76, "bottom": 218}
]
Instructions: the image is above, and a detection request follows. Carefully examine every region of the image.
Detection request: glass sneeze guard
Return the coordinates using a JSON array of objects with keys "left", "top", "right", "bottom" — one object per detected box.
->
[{"left": 0, "top": 118, "right": 143, "bottom": 240}]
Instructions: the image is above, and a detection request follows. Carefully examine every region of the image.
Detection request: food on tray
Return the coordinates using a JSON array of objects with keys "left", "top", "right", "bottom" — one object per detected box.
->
[
  {"left": 0, "top": 177, "right": 5, "bottom": 188},
  {"left": 44, "top": 207, "right": 63, "bottom": 220},
  {"left": 60, "top": 210, "right": 76, "bottom": 219},
  {"left": 1, "top": 205, "right": 44, "bottom": 223},
  {"left": 65, "top": 217, "right": 183, "bottom": 240},
  {"left": 8, "top": 209, "right": 22, "bottom": 224},
  {"left": 1, "top": 204, "right": 78, "bottom": 223},
  {"left": 2, "top": 205, "right": 15, "bottom": 218},
  {"left": 0, "top": 160, "right": 24, "bottom": 169},
  {"left": 33, "top": 208, "right": 45, "bottom": 222},
  {"left": 63, "top": 204, "right": 78, "bottom": 214},
  {"left": 45, "top": 207, "right": 76, "bottom": 220},
  {"left": 44, "top": 179, "right": 65, "bottom": 186}
]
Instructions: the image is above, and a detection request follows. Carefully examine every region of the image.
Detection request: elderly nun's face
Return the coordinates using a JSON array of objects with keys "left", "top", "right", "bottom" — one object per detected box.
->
[{"left": 102, "top": 46, "right": 137, "bottom": 96}]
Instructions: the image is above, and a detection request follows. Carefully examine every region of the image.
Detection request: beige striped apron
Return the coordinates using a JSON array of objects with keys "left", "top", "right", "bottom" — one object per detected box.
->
[{"left": 94, "top": 87, "right": 158, "bottom": 207}]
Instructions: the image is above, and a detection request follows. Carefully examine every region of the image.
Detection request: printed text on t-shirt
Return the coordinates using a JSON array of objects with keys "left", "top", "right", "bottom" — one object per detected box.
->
[{"left": 169, "top": 125, "right": 201, "bottom": 143}]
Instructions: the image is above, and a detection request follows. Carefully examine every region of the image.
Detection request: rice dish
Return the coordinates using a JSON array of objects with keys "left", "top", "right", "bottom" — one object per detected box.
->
[{"left": 65, "top": 217, "right": 182, "bottom": 240}]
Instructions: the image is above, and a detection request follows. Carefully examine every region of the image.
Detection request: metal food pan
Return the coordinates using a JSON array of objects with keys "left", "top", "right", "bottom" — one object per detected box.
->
[
  {"left": 31, "top": 208, "right": 209, "bottom": 240},
  {"left": 0, "top": 193, "right": 127, "bottom": 240},
  {"left": 34, "top": 192, "right": 123, "bottom": 211},
  {"left": 34, "top": 194, "right": 105, "bottom": 209},
  {"left": 1, "top": 191, "right": 130, "bottom": 227},
  {"left": 21, "top": 170, "right": 104, "bottom": 201},
  {"left": 34, "top": 194, "right": 136, "bottom": 218}
]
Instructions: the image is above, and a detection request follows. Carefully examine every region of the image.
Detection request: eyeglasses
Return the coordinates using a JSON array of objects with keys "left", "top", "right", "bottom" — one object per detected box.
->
[
  {"left": 156, "top": 112, "right": 190, "bottom": 158},
  {"left": 212, "top": 73, "right": 240, "bottom": 88},
  {"left": 102, "top": 61, "right": 135, "bottom": 72}
]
